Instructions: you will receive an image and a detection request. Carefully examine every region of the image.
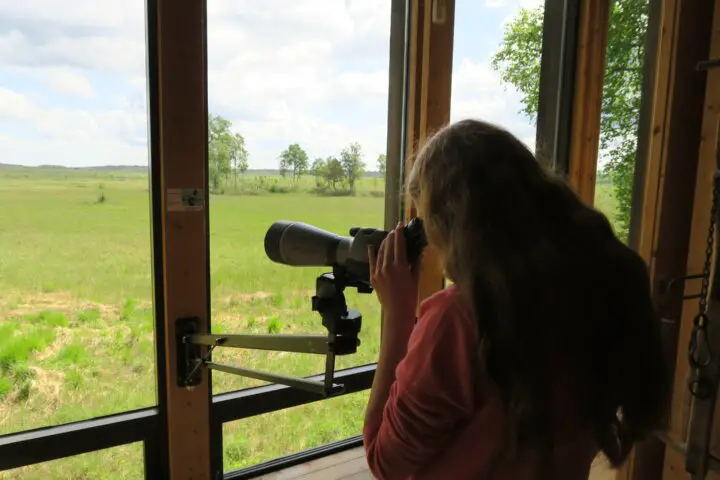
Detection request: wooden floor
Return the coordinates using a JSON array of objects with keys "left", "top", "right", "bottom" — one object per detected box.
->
[
  {"left": 256, "top": 447, "right": 371, "bottom": 480},
  {"left": 256, "top": 447, "right": 618, "bottom": 480}
]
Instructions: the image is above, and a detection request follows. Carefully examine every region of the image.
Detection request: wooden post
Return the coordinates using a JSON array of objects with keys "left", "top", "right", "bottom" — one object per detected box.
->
[
  {"left": 627, "top": 0, "right": 678, "bottom": 263},
  {"left": 566, "top": 0, "right": 610, "bottom": 205},
  {"left": 403, "top": 0, "right": 455, "bottom": 305},
  {"left": 617, "top": 0, "right": 679, "bottom": 477},
  {"left": 384, "top": 0, "right": 410, "bottom": 231},
  {"left": 155, "top": 0, "right": 212, "bottom": 478}
]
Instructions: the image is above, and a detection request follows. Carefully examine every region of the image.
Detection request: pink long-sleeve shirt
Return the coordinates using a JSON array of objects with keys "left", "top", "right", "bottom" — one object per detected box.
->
[{"left": 363, "top": 285, "right": 598, "bottom": 480}]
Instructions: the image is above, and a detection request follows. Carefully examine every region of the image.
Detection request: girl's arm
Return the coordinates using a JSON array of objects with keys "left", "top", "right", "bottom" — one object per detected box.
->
[
  {"left": 363, "top": 290, "right": 478, "bottom": 480},
  {"left": 363, "top": 311, "right": 414, "bottom": 445}
]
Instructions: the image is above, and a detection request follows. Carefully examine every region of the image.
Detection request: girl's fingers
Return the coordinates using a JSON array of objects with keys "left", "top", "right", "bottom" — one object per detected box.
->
[
  {"left": 368, "top": 246, "right": 378, "bottom": 279},
  {"left": 383, "top": 231, "right": 395, "bottom": 269},
  {"left": 377, "top": 239, "right": 387, "bottom": 271},
  {"left": 394, "top": 223, "right": 406, "bottom": 265}
]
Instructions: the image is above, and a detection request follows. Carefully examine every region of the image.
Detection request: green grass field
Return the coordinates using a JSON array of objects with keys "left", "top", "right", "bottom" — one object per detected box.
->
[{"left": 0, "top": 167, "right": 618, "bottom": 479}]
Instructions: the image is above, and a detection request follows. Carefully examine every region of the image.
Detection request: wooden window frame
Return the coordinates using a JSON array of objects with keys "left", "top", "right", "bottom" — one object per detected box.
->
[
  {"left": 0, "top": 0, "right": 170, "bottom": 475},
  {"left": 536, "top": 0, "right": 609, "bottom": 205},
  {"left": 217, "top": 0, "right": 457, "bottom": 477}
]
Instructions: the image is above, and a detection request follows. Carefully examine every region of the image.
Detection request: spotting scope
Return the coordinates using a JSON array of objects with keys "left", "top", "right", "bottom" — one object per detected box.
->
[{"left": 263, "top": 218, "right": 427, "bottom": 282}]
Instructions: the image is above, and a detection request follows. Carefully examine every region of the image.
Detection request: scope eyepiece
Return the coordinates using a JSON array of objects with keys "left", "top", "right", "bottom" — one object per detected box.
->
[{"left": 403, "top": 217, "right": 427, "bottom": 265}]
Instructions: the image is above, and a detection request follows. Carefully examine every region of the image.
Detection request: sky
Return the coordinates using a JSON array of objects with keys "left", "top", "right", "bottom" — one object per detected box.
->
[{"left": 0, "top": 0, "right": 543, "bottom": 171}]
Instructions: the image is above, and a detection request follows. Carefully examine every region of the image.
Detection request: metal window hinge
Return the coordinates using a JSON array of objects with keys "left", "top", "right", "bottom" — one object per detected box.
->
[
  {"left": 697, "top": 58, "right": 720, "bottom": 72},
  {"left": 432, "top": 0, "right": 447, "bottom": 25}
]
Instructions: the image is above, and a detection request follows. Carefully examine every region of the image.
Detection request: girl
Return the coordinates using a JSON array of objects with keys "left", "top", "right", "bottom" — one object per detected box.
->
[{"left": 363, "top": 119, "right": 669, "bottom": 479}]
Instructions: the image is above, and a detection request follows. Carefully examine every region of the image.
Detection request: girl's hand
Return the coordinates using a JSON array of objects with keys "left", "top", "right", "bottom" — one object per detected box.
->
[{"left": 368, "top": 223, "right": 419, "bottom": 337}]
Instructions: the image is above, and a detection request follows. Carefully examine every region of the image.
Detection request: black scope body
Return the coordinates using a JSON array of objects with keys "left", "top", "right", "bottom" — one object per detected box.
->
[{"left": 263, "top": 218, "right": 427, "bottom": 283}]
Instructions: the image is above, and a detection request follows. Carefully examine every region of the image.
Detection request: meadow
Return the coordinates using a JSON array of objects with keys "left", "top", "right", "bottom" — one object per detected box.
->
[{"left": 0, "top": 166, "right": 618, "bottom": 479}]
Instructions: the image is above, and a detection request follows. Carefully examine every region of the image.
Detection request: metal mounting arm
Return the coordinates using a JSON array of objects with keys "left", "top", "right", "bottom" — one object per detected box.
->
[{"left": 176, "top": 268, "right": 370, "bottom": 398}]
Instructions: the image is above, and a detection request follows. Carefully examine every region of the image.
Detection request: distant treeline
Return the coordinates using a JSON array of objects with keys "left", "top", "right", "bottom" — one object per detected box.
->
[
  {"left": 1, "top": 162, "right": 611, "bottom": 184},
  {"left": 0, "top": 163, "right": 383, "bottom": 177}
]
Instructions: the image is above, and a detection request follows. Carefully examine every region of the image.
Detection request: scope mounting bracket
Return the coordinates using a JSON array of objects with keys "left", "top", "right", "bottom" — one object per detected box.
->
[{"left": 176, "top": 268, "right": 370, "bottom": 398}]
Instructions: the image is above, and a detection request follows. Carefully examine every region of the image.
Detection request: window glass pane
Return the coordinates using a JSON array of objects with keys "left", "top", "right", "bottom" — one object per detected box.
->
[
  {"left": 455, "top": 0, "right": 544, "bottom": 152},
  {"left": 0, "top": 442, "right": 143, "bottom": 479},
  {"left": 595, "top": 0, "right": 650, "bottom": 242},
  {"left": 207, "top": 1, "right": 390, "bottom": 396},
  {"left": 0, "top": 1, "right": 155, "bottom": 435},
  {"left": 223, "top": 391, "right": 369, "bottom": 473}
]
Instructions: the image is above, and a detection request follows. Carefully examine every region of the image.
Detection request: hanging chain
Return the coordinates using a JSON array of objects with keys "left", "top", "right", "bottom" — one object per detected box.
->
[{"left": 688, "top": 170, "right": 720, "bottom": 399}]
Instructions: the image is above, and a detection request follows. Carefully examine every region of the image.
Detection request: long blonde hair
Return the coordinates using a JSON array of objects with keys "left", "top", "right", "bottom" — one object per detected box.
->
[{"left": 407, "top": 119, "right": 668, "bottom": 468}]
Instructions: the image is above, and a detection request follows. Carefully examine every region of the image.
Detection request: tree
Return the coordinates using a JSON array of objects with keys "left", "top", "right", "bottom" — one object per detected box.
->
[
  {"left": 377, "top": 154, "right": 387, "bottom": 179},
  {"left": 208, "top": 113, "right": 249, "bottom": 192},
  {"left": 279, "top": 156, "right": 290, "bottom": 178},
  {"left": 311, "top": 157, "right": 327, "bottom": 185},
  {"left": 490, "top": 0, "right": 648, "bottom": 240},
  {"left": 279, "top": 143, "right": 309, "bottom": 184},
  {"left": 324, "top": 157, "right": 345, "bottom": 191},
  {"left": 208, "top": 114, "right": 232, "bottom": 191},
  {"left": 230, "top": 132, "right": 249, "bottom": 189},
  {"left": 340, "top": 142, "right": 366, "bottom": 193}
]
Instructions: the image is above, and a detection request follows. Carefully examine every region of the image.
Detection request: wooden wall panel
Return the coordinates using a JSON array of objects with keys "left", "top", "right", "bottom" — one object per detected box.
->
[
  {"left": 616, "top": 0, "right": 717, "bottom": 478},
  {"left": 663, "top": 1, "right": 720, "bottom": 478},
  {"left": 617, "top": 0, "right": 717, "bottom": 478},
  {"left": 616, "top": 0, "right": 718, "bottom": 478}
]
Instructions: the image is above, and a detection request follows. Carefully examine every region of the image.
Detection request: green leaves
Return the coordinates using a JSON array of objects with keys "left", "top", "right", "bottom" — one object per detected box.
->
[
  {"left": 376, "top": 154, "right": 387, "bottom": 178},
  {"left": 325, "top": 157, "right": 345, "bottom": 190},
  {"left": 490, "top": 6, "right": 544, "bottom": 123},
  {"left": 340, "top": 142, "right": 366, "bottom": 193},
  {"left": 279, "top": 143, "right": 310, "bottom": 184},
  {"left": 491, "top": 0, "right": 650, "bottom": 240},
  {"left": 208, "top": 113, "right": 249, "bottom": 192}
]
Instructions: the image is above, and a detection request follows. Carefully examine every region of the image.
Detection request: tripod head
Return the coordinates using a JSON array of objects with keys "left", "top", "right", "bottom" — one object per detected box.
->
[{"left": 311, "top": 266, "right": 370, "bottom": 354}]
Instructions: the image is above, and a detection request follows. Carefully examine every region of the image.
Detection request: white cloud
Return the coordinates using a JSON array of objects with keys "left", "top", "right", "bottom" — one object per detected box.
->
[
  {"left": 0, "top": 87, "right": 31, "bottom": 118},
  {"left": 495, "top": 0, "right": 544, "bottom": 27},
  {"left": 450, "top": 58, "right": 536, "bottom": 152},
  {"left": 46, "top": 69, "right": 96, "bottom": 98},
  {"left": 0, "top": 0, "right": 537, "bottom": 168},
  {"left": 0, "top": 87, "right": 143, "bottom": 140},
  {"left": 0, "top": 89, "right": 147, "bottom": 167},
  {"left": 499, "top": 0, "right": 545, "bottom": 8},
  {"left": 203, "top": 0, "right": 394, "bottom": 166},
  {"left": 0, "top": 135, "right": 147, "bottom": 168},
  {"left": 0, "top": 86, "right": 147, "bottom": 165},
  {"left": 0, "top": 0, "right": 139, "bottom": 29}
]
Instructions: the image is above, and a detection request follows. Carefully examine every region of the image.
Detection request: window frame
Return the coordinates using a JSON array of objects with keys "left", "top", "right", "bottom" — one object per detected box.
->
[
  {"left": 0, "top": 0, "right": 168, "bottom": 475},
  {"left": 535, "top": 0, "right": 609, "bottom": 201},
  {"left": 212, "top": 0, "right": 414, "bottom": 475}
]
